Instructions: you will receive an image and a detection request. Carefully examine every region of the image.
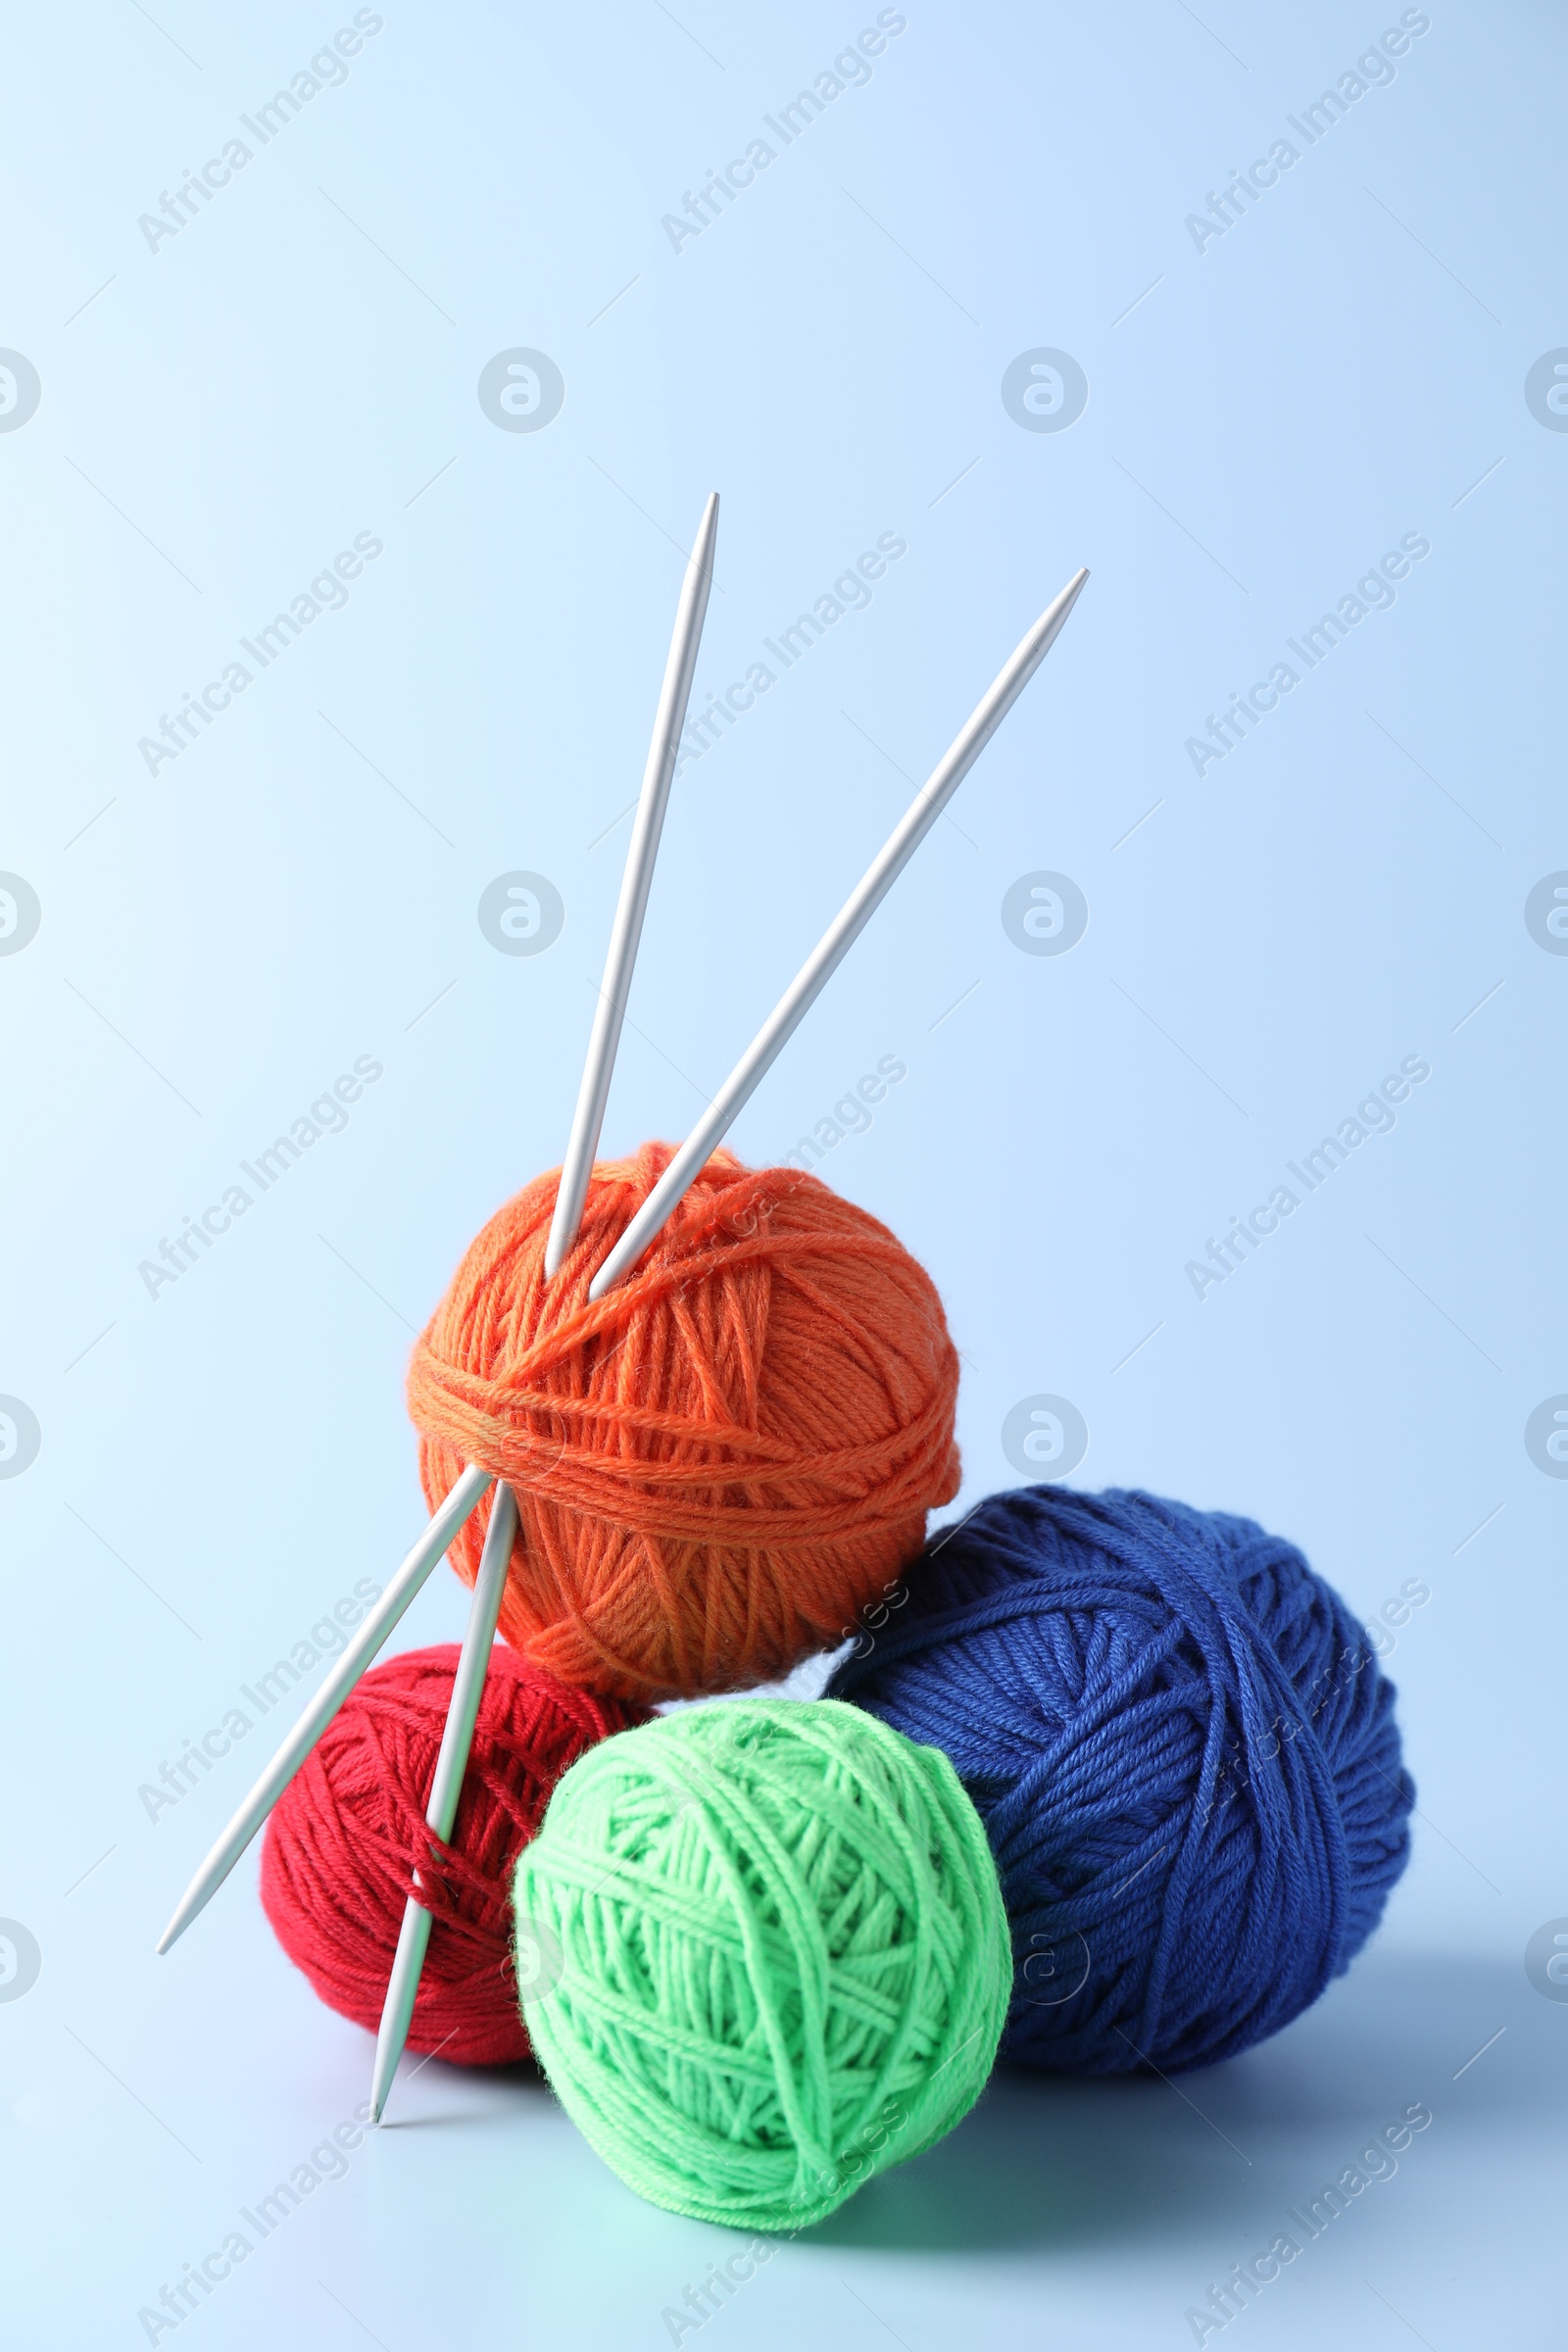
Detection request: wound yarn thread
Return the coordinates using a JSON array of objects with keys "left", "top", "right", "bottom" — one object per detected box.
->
[
  {"left": 829, "top": 1485, "right": 1414, "bottom": 2075},
  {"left": 407, "top": 1145, "right": 960, "bottom": 1704},
  {"left": 260, "top": 1643, "right": 647, "bottom": 2063},
  {"left": 513, "top": 1698, "right": 1009, "bottom": 2228}
]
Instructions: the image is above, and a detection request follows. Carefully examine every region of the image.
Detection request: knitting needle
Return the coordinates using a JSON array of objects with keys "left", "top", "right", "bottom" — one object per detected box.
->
[
  {"left": 367, "top": 1478, "right": 519, "bottom": 2123},
  {"left": 156, "top": 1463, "right": 493, "bottom": 1952},
  {"left": 587, "top": 565, "right": 1089, "bottom": 1299},
  {"left": 366, "top": 498, "right": 718, "bottom": 2105},
  {"left": 157, "top": 494, "right": 721, "bottom": 1958},
  {"left": 159, "top": 549, "right": 1070, "bottom": 1959},
  {"left": 547, "top": 493, "right": 718, "bottom": 1275}
]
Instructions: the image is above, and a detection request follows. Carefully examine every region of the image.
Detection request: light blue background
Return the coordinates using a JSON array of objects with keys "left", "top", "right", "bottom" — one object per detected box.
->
[{"left": 2, "top": 2, "right": 1564, "bottom": 2344}]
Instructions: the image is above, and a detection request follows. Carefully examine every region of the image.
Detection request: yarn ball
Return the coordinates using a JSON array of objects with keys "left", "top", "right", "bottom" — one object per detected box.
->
[
  {"left": 829, "top": 1485, "right": 1414, "bottom": 2076},
  {"left": 513, "top": 1697, "right": 1009, "bottom": 2228},
  {"left": 260, "top": 1643, "right": 647, "bottom": 2063},
  {"left": 407, "top": 1144, "right": 960, "bottom": 1704}
]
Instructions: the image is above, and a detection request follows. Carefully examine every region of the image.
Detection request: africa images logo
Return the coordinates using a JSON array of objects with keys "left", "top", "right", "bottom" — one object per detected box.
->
[
  {"left": 0, "top": 1398, "right": 41, "bottom": 1479},
  {"left": 477, "top": 872, "right": 565, "bottom": 955},
  {"left": 0, "top": 1920, "right": 41, "bottom": 2001},
  {"left": 1002, "top": 1396, "right": 1089, "bottom": 1481},
  {"left": 1001, "top": 349, "right": 1089, "bottom": 433},
  {"left": 0, "top": 873, "right": 41, "bottom": 955},
  {"left": 1525, "top": 352, "right": 1568, "bottom": 431},
  {"left": 477, "top": 350, "right": 564, "bottom": 433},
  {"left": 0, "top": 350, "right": 41, "bottom": 432}
]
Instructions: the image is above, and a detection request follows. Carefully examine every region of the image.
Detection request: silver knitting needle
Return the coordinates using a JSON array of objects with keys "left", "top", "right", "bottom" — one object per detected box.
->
[
  {"left": 156, "top": 1463, "right": 493, "bottom": 1952},
  {"left": 587, "top": 566, "right": 1089, "bottom": 1299},
  {"left": 547, "top": 492, "right": 718, "bottom": 1275},
  {"left": 367, "top": 497, "right": 718, "bottom": 2107},
  {"left": 157, "top": 495, "right": 721, "bottom": 1960},
  {"left": 367, "top": 1478, "right": 519, "bottom": 2123}
]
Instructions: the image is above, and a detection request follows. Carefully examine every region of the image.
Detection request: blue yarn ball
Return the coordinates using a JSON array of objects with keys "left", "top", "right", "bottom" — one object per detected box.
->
[{"left": 828, "top": 1486, "right": 1414, "bottom": 2075}]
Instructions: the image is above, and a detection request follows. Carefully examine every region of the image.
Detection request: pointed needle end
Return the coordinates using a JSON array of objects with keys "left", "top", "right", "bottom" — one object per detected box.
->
[
  {"left": 1031, "top": 565, "right": 1091, "bottom": 651},
  {"left": 155, "top": 1911, "right": 186, "bottom": 1956},
  {"left": 1020, "top": 568, "right": 1091, "bottom": 671},
  {"left": 368, "top": 2042, "right": 401, "bottom": 2127}
]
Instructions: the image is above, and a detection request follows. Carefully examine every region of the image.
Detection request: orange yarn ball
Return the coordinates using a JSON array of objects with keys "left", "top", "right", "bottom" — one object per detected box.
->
[{"left": 406, "top": 1144, "right": 960, "bottom": 1703}]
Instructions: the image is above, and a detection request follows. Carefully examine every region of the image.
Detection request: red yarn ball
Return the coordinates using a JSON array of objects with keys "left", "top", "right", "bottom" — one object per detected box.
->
[{"left": 261, "top": 1643, "right": 647, "bottom": 2064}]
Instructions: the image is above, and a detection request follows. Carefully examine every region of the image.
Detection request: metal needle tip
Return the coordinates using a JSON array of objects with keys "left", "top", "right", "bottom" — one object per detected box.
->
[{"left": 585, "top": 565, "right": 1090, "bottom": 1299}]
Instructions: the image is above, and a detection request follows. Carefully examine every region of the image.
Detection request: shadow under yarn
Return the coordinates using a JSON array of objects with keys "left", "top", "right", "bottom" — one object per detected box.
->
[{"left": 829, "top": 1485, "right": 1414, "bottom": 2076}]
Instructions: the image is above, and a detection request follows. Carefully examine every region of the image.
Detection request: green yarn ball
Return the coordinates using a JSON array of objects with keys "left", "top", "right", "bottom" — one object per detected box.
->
[{"left": 513, "top": 1697, "right": 1009, "bottom": 2230}]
